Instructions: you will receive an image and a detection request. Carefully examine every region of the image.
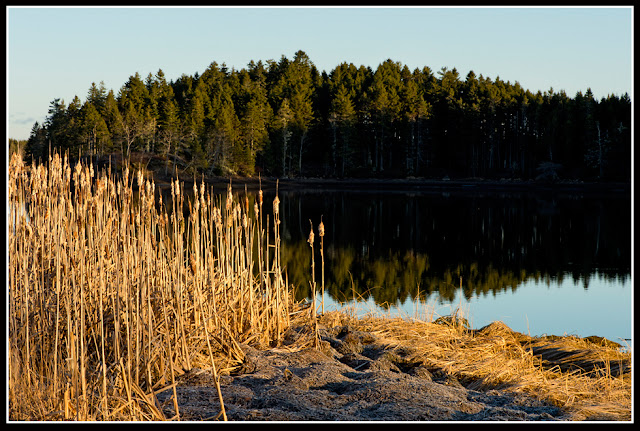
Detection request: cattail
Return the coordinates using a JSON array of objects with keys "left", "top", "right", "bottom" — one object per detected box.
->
[
  {"left": 308, "top": 224, "right": 315, "bottom": 246},
  {"left": 318, "top": 217, "right": 325, "bottom": 237},
  {"left": 258, "top": 189, "right": 263, "bottom": 205},
  {"left": 190, "top": 254, "right": 197, "bottom": 275},
  {"left": 273, "top": 196, "right": 280, "bottom": 216}
]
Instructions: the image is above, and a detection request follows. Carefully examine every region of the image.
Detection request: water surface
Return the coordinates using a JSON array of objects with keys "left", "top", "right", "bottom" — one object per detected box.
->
[{"left": 263, "top": 186, "right": 631, "bottom": 345}]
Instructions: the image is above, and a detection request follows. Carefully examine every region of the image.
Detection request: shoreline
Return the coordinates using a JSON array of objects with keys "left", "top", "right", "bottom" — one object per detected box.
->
[
  {"left": 161, "top": 311, "right": 632, "bottom": 422},
  {"left": 161, "top": 174, "right": 631, "bottom": 196},
  {"left": 83, "top": 152, "right": 631, "bottom": 195}
]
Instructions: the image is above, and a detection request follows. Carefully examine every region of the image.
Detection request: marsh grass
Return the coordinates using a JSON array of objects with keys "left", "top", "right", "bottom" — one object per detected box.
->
[{"left": 8, "top": 152, "right": 299, "bottom": 421}]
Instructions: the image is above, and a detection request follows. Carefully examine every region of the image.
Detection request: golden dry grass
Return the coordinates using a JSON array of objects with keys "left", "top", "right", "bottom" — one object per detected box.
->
[
  {"left": 8, "top": 152, "right": 298, "bottom": 421},
  {"left": 317, "top": 311, "right": 631, "bottom": 421}
]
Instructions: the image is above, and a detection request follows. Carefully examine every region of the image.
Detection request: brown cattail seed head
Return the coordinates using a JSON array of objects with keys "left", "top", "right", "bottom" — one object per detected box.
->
[
  {"left": 319, "top": 219, "right": 325, "bottom": 237},
  {"left": 308, "top": 222, "right": 315, "bottom": 246},
  {"left": 190, "top": 254, "right": 197, "bottom": 275},
  {"left": 226, "top": 184, "right": 232, "bottom": 211}
]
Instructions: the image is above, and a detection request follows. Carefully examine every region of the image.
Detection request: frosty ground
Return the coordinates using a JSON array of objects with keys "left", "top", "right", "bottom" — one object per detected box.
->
[{"left": 156, "top": 314, "right": 630, "bottom": 422}]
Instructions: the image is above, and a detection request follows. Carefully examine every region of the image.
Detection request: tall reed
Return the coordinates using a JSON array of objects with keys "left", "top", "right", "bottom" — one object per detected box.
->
[{"left": 8, "top": 152, "right": 294, "bottom": 421}]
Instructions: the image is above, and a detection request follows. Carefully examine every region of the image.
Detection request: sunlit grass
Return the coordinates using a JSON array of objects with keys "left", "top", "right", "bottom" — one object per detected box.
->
[{"left": 8, "top": 152, "right": 298, "bottom": 421}]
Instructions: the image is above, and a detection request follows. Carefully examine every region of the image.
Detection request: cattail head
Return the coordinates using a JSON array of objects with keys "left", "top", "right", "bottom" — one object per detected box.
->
[
  {"left": 190, "top": 254, "right": 197, "bottom": 275},
  {"left": 226, "top": 184, "right": 233, "bottom": 211},
  {"left": 273, "top": 196, "right": 280, "bottom": 216},
  {"left": 258, "top": 189, "right": 263, "bottom": 205},
  {"left": 318, "top": 216, "right": 325, "bottom": 237},
  {"left": 308, "top": 221, "right": 314, "bottom": 246}
]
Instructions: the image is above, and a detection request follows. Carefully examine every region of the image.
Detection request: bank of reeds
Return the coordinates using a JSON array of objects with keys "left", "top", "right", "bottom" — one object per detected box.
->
[{"left": 8, "top": 152, "right": 297, "bottom": 421}]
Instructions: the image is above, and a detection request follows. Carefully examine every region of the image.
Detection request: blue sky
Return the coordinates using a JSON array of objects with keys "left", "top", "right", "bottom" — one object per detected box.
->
[{"left": 7, "top": 6, "right": 633, "bottom": 141}]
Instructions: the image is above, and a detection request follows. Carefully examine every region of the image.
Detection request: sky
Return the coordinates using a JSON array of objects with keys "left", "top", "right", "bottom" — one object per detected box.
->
[{"left": 6, "top": 6, "right": 634, "bottom": 141}]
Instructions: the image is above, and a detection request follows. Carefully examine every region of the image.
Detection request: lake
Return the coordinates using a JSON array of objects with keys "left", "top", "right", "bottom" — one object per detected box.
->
[{"left": 251, "top": 183, "right": 631, "bottom": 347}]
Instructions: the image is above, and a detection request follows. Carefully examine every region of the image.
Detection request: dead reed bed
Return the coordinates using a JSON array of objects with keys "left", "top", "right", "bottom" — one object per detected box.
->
[
  {"left": 318, "top": 311, "right": 631, "bottom": 421},
  {"left": 8, "top": 152, "right": 298, "bottom": 421}
]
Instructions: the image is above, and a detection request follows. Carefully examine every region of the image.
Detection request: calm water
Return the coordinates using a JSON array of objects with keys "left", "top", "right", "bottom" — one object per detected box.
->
[{"left": 260, "top": 186, "right": 632, "bottom": 346}]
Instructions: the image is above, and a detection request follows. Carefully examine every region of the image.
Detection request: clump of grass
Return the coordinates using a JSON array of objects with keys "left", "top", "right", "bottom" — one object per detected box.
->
[{"left": 8, "top": 152, "right": 297, "bottom": 421}]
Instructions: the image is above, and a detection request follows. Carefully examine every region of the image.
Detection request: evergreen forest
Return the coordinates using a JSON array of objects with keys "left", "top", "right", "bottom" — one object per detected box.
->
[{"left": 18, "top": 50, "right": 632, "bottom": 182}]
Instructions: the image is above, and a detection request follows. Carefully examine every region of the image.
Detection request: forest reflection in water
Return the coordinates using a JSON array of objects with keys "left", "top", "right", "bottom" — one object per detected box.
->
[{"left": 265, "top": 187, "right": 630, "bottom": 310}]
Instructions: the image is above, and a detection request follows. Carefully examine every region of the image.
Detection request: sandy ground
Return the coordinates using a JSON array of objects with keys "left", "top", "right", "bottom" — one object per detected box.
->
[{"left": 156, "top": 323, "right": 567, "bottom": 422}]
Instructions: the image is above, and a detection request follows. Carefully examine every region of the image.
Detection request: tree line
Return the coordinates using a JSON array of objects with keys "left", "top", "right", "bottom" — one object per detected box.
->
[{"left": 22, "top": 50, "right": 631, "bottom": 181}]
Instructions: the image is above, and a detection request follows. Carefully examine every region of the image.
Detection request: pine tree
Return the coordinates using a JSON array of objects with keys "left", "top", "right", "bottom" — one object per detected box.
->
[
  {"left": 157, "top": 86, "right": 181, "bottom": 175},
  {"left": 400, "top": 77, "right": 429, "bottom": 175},
  {"left": 274, "top": 98, "right": 293, "bottom": 176},
  {"left": 329, "top": 84, "right": 356, "bottom": 176},
  {"left": 236, "top": 66, "right": 272, "bottom": 175},
  {"left": 103, "top": 90, "right": 124, "bottom": 157},
  {"left": 25, "top": 121, "right": 48, "bottom": 162},
  {"left": 81, "top": 102, "right": 111, "bottom": 157},
  {"left": 44, "top": 98, "right": 68, "bottom": 152},
  {"left": 67, "top": 95, "right": 84, "bottom": 154},
  {"left": 87, "top": 81, "right": 108, "bottom": 115}
]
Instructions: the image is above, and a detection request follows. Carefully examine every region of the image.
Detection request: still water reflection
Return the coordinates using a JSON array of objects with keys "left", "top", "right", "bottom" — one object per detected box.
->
[{"left": 261, "top": 187, "right": 631, "bottom": 344}]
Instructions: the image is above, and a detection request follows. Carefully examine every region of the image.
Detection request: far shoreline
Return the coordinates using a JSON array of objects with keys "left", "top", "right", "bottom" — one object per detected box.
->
[
  {"left": 56, "top": 151, "right": 633, "bottom": 197},
  {"left": 177, "top": 175, "right": 632, "bottom": 197}
]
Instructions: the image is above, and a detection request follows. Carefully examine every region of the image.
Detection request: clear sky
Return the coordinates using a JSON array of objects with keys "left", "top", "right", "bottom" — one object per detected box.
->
[{"left": 6, "top": 6, "right": 633, "bottom": 141}]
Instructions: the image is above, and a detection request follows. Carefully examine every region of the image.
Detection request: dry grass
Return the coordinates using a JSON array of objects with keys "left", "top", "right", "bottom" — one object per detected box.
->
[
  {"left": 317, "top": 310, "right": 632, "bottom": 421},
  {"left": 8, "top": 152, "right": 300, "bottom": 421}
]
